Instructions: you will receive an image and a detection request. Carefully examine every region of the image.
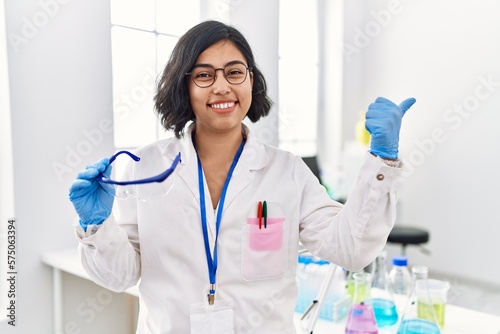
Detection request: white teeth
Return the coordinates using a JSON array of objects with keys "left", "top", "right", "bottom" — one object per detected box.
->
[{"left": 211, "top": 102, "right": 235, "bottom": 109}]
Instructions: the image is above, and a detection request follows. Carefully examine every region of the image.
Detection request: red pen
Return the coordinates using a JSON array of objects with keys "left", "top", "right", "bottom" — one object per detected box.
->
[{"left": 257, "top": 201, "right": 263, "bottom": 229}]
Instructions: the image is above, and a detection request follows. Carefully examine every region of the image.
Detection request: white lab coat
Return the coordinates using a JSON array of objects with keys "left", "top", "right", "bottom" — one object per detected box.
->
[{"left": 75, "top": 124, "right": 403, "bottom": 334}]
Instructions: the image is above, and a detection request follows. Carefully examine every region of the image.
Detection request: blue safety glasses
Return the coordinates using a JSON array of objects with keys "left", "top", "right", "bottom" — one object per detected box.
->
[{"left": 97, "top": 151, "right": 182, "bottom": 186}]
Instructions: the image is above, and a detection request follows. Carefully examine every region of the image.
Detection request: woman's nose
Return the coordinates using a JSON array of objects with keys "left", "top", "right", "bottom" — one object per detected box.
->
[{"left": 212, "top": 70, "right": 231, "bottom": 94}]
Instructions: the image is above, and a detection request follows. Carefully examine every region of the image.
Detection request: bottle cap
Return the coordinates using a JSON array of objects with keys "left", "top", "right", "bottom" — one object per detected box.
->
[{"left": 392, "top": 256, "right": 408, "bottom": 267}]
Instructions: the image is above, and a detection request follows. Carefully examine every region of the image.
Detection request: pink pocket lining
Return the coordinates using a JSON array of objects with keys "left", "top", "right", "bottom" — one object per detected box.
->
[{"left": 247, "top": 218, "right": 285, "bottom": 251}]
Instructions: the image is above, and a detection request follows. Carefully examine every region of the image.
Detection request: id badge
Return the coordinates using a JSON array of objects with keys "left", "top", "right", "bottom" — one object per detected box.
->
[{"left": 190, "top": 299, "right": 234, "bottom": 334}]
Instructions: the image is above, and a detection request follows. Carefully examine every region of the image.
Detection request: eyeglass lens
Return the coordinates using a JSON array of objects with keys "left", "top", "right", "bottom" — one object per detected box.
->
[
  {"left": 97, "top": 151, "right": 181, "bottom": 202},
  {"left": 115, "top": 181, "right": 176, "bottom": 202},
  {"left": 97, "top": 151, "right": 181, "bottom": 186},
  {"left": 190, "top": 62, "right": 249, "bottom": 87}
]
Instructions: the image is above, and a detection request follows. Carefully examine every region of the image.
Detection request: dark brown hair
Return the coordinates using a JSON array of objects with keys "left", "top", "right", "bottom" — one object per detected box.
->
[{"left": 154, "top": 20, "right": 273, "bottom": 138}]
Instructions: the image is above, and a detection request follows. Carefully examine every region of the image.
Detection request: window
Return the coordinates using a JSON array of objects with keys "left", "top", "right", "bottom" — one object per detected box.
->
[
  {"left": 278, "top": 0, "right": 319, "bottom": 156},
  {"left": 110, "top": 0, "right": 200, "bottom": 149},
  {"left": 111, "top": 1, "right": 322, "bottom": 159}
]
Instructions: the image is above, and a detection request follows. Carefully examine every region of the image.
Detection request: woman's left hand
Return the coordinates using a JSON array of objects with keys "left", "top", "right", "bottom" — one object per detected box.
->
[{"left": 365, "top": 97, "right": 416, "bottom": 159}]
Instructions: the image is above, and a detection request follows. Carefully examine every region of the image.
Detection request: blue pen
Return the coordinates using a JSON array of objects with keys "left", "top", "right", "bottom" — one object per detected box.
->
[{"left": 263, "top": 200, "right": 267, "bottom": 228}]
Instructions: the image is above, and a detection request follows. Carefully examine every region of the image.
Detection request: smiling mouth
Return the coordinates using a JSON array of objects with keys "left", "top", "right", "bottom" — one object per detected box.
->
[{"left": 210, "top": 102, "right": 236, "bottom": 109}]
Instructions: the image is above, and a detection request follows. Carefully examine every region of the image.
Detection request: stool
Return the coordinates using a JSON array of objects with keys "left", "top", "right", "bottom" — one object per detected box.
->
[{"left": 387, "top": 226, "right": 430, "bottom": 256}]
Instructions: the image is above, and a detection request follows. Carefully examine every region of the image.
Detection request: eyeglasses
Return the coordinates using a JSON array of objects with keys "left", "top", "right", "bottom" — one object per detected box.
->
[
  {"left": 186, "top": 61, "right": 252, "bottom": 88},
  {"left": 97, "top": 150, "right": 182, "bottom": 202},
  {"left": 97, "top": 150, "right": 181, "bottom": 185}
]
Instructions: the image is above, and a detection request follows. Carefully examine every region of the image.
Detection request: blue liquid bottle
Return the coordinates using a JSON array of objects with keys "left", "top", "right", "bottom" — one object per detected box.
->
[
  {"left": 397, "top": 265, "right": 440, "bottom": 334},
  {"left": 370, "top": 250, "right": 398, "bottom": 328}
]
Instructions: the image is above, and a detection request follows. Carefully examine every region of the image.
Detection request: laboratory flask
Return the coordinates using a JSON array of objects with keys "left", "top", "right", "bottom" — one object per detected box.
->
[
  {"left": 346, "top": 270, "right": 371, "bottom": 301},
  {"left": 345, "top": 271, "right": 378, "bottom": 334},
  {"left": 370, "top": 251, "right": 398, "bottom": 328},
  {"left": 397, "top": 265, "right": 441, "bottom": 334}
]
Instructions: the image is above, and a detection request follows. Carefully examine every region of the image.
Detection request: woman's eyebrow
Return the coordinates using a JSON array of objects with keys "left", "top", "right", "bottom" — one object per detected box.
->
[{"left": 192, "top": 60, "right": 247, "bottom": 69}]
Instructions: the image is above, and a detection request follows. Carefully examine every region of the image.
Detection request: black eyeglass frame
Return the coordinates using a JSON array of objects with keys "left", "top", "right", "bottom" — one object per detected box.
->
[{"left": 185, "top": 60, "right": 253, "bottom": 88}]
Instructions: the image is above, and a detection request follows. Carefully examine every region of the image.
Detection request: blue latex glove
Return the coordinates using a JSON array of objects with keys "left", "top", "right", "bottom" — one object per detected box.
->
[
  {"left": 365, "top": 97, "right": 416, "bottom": 159},
  {"left": 68, "top": 158, "right": 115, "bottom": 231}
]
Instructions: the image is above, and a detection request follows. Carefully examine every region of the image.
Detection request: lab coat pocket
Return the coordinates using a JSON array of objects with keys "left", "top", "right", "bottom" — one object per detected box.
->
[{"left": 241, "top": 203, "right": 287, "bottom": 281}]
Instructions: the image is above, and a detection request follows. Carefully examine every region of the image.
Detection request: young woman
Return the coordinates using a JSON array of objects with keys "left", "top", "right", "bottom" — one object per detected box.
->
[{"left": 69, "top": 20, "right": 415, "bottom": 334}]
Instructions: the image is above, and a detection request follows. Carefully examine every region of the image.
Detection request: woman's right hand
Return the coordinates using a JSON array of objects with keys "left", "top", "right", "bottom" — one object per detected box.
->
[{"left": 68, "top": 158, "right": 115, "bottom": 231}]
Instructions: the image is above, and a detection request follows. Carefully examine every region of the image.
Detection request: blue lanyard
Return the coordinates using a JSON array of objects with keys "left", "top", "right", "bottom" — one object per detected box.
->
[{"left": 194, "top": 135, "right": 245, "bottom": 304}]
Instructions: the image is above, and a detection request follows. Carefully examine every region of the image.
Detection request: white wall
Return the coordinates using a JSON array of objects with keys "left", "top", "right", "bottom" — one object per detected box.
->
[
  {"left": 0, "top": 0, "right": 15, "bottom": 320},
  {"left": 0, "top": 0, "right": 14, "bottom": 226},
  {"left": 343, "top": 0, "right": 500, "bottom": 287},
  {"left": 2, "top": 0, "right": 131, "bottom": 332}
]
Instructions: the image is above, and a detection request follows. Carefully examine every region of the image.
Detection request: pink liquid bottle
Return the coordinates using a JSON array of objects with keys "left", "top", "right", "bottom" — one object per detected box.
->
[{"left": 345, "top": 271, "right": 378, "bottom": 334}]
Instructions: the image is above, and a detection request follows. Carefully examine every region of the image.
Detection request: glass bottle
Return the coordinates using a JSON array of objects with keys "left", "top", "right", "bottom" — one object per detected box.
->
[
  {"left": 397, "top": 265, "right": 441, "bottom": 334},
  {"left": 389, "top": 256, "right": 412, "bottom": 296},
  {"left": 345, "top": 271, "right": 378, "bottom": 334},
  {"left": 370, "top": 251, "right": 398, "bottom": 328},
  {"left": 389, "top": 256, "right": 412, "bottom": 313}
]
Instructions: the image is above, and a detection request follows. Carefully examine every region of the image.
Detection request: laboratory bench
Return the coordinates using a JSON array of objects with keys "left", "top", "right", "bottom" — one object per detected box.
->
[{"left": 41, "top": 247, "right": 500, "bottom": 334}]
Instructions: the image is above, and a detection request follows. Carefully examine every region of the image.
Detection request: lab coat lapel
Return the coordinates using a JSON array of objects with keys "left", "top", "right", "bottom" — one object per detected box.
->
[
  {"left": 220, "top": 131, "right": 268, "bottom": 214},
  {"left": 174, "top": 134, "right": 200, "bottom": 203},
  {"left": 174, "top": 131, "right": 217, "bottom": 241}
]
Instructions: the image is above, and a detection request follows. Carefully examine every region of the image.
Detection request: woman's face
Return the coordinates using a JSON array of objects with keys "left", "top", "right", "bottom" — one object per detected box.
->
[{"left": 188, "top": 40, "right": 253, "bottom": 136}]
